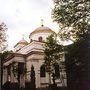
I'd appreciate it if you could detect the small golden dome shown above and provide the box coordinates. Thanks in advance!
[14,39,28,47]
[18,39,28,44]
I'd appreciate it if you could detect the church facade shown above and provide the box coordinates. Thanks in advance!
[3,25,66,89]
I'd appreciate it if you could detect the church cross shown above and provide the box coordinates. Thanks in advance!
[41,19,44,27]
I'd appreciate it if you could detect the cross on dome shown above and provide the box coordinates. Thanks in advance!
[41,19,44,27]
[22,34,25,40]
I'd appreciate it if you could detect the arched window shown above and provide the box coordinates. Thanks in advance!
[38,36,43,42]
[40,65,46,77]
[54,63,60,78]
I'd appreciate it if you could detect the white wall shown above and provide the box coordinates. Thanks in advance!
[17,41,44,54]
[29,32,53,41]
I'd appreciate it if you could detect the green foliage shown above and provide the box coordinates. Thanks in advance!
[0,51,10,87]
[0,51,9,60]
[52,1,90,89]
[52,0,90,40]
[0,22,8,52]
[12,65,18,76]
[65,33,90,90]
[31,65,35,81]
[30,65,36,90]
[44,34,63,74]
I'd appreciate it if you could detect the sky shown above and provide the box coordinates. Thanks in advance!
[0,0,59,50]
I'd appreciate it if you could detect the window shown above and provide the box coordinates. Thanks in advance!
[40,65,46,77]
[7,65,11,75]
[30,39,32,42]
[18,63,24,74]
[38,36,43,42]
[54,63,60,78]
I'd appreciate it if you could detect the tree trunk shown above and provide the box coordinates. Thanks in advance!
[49,73,51,84]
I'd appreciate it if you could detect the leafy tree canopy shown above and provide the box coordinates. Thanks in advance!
[52,1,90,89]
[0,51,10,62]
[52,0,90,41]
[44,34,63,74]
[0,22,8,52]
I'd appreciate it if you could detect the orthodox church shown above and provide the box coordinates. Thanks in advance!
[3,23,66,89]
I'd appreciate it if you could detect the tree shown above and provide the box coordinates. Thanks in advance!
[0,51,9,89]
[52,0,90,41]
[30,65,36,90]
[0,22,8,52]
[65,34,90,90]
[44,34,63,84]
[0,22,8,88]
[52,0,90,90]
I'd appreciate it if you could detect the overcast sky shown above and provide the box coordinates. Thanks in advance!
[0,0,59,50]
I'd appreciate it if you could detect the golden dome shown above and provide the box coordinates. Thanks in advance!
[18,39,28,44]
[29,26,56,38]
[14,39,28,47]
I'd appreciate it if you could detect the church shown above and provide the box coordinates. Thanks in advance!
[3,23,66,89]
